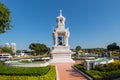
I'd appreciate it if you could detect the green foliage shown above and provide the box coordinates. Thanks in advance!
[29,43,50,55]
[74,64,94,78]
[74,64,84,71]
[0,2,12,33]
[75,45,81,52]
[83,48,104,54]
[95,60,120,72]
[0,46,13,54]
[74,61,120,79]
[16,50,28,53]
[86,69,120,79]
[1,47,13,53]
[107,42,120,51]
[90,49,100,54]
[111,51,120,56]
[42,66,56,80]
[0,66,56,80]
[0,63,50,76]
[72,57,95,60]
[16,50,22,53]
[86,70,104,78]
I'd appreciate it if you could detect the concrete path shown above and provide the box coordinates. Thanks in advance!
[51,61,87,80]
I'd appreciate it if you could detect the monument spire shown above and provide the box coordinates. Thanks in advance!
[56,9,65,28]
[60,9,62,16]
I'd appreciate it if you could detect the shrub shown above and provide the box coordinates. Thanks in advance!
[95,60,120,72]
[74,64,84,71]
[74,61,120,79]
[111,51,120,56]
[0,65,56,80]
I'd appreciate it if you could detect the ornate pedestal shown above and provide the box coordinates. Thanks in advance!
[50,46,75,63]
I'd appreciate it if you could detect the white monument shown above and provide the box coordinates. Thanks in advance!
[50,10,74,63]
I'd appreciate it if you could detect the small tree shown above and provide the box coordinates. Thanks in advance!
[75,45,81,52]
[0,3,12,33]
[107,42,120,51]
[0,46,13,55]
[29,43,50,55]
[75,45,82,57]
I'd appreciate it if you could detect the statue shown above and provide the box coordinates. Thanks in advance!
[58,37,62,45]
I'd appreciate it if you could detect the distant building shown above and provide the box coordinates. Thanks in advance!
[11,43,16,53]
[5,43,10,48]
[5,42,17,53]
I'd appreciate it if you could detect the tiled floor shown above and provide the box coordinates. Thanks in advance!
[51,61,87,80]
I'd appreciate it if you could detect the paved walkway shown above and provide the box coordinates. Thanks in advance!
[51,61,88,80]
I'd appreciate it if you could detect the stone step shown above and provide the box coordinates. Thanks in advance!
[52,53,71,58]
[49,58,75,63]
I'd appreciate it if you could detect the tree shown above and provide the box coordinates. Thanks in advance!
[29,43,50,55]
[107,42,120,51]
[0,46,2,53]
[2,47,13,54]
[75,45,81,52]
[16,50,22,53]
[0,46,13,55]
[0,2,12,33]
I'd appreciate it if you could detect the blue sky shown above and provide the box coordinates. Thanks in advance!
[0,0,120,50]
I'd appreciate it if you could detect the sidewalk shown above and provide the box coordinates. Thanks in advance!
[52,62,87,80]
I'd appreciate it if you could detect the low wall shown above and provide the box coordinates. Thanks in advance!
[4,61,49,67]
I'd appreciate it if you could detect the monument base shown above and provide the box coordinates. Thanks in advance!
[49,46,75,63]
[50,58,75,63]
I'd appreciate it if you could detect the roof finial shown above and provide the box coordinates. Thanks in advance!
[60,9,62,16]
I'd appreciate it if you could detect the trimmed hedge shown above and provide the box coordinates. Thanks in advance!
[95,60,120,72]
[72,57,95,60]
[0,66,56,80]
[0,63,50,76]
[74,60,120,79]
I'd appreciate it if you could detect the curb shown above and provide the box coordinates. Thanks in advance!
[72,66,93,80]
[55,66,59,80]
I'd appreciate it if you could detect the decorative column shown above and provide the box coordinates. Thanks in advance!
[55,33,58,46]
[53,31,58,46]
[64,31,70,46]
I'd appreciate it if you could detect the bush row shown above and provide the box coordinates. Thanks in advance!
[72,57,95,60]
[74,64,94,78]
[95,60,120,72]
[0,63,50,76]
[0,66,56,80]
[74,61,120,79]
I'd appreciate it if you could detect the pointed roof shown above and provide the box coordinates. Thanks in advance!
[57,9,65,20]
[60,9,62,16]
